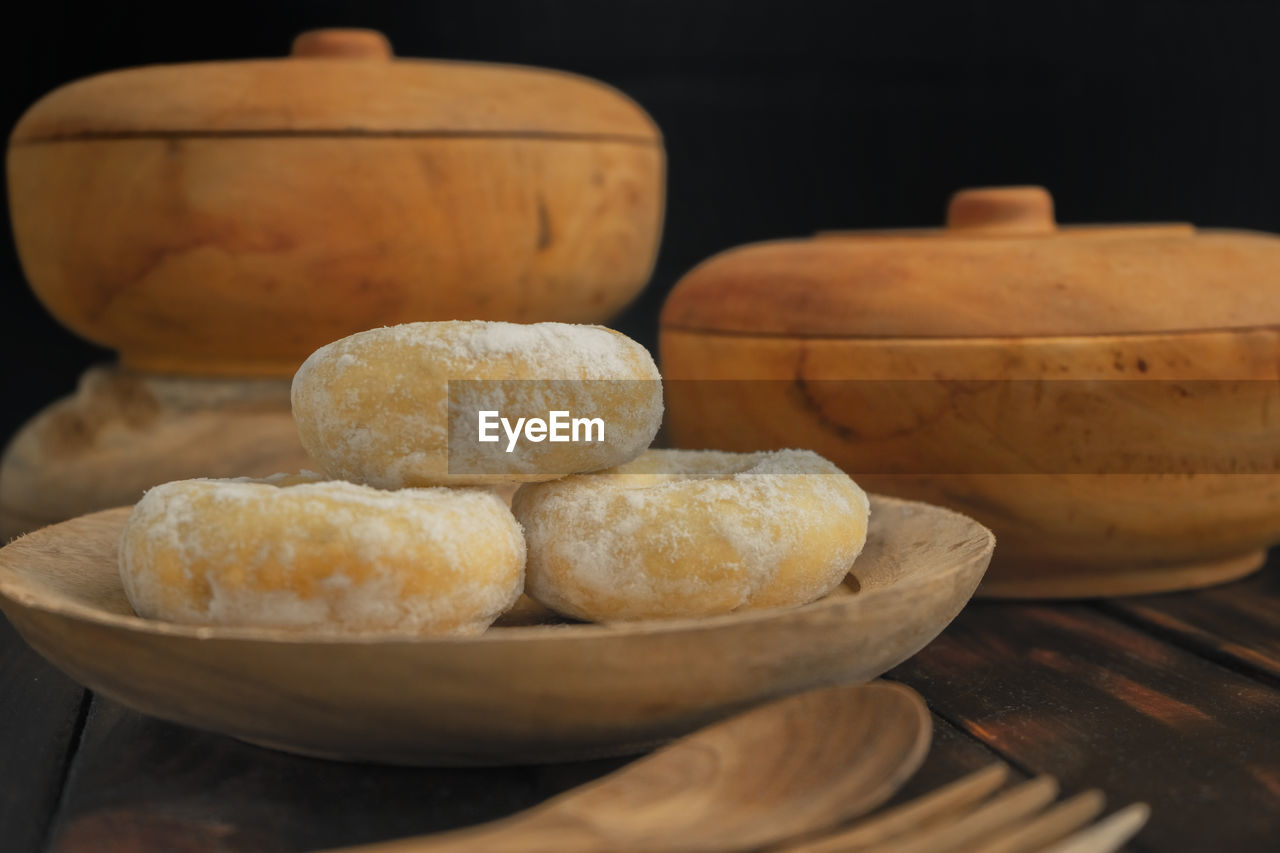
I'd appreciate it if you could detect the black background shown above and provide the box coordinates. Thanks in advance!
[4,0,1280,446]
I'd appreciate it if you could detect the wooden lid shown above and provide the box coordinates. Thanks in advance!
[662,186,1280,338]
[11,28,659,144]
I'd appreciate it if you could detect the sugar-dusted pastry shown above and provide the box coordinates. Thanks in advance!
[512,449,870,622]
[291,321,663,487]
[119,476,524,635]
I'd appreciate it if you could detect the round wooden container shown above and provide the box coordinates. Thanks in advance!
[8,28,663,376]
[2,29,664,537]
[660,186,1280,598]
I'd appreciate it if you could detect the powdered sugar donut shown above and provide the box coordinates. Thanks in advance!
[511,448,870,622]
[119,477,524,635]
[291,321,663,488]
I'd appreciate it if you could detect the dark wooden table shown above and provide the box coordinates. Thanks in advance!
[3,558,1279,853]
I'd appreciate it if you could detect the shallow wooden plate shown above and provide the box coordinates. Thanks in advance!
[0,495,992,766]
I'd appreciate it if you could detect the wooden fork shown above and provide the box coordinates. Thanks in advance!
[778,764,1149,853]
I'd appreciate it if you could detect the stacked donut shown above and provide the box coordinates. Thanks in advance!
[119,321,870,635]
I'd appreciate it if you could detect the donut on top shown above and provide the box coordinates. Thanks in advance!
[291,321,663,488]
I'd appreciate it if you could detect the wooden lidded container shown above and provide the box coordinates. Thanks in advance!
[661,186,1280,598]
[1,29,663,538]
[7,28,664,376]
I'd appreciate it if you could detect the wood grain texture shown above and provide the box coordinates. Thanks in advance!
[23,692,1004,852]
[781,765,1013,853]
[881,709,1028,805]
[9,134,663,375]
[660,328,1280,597]
[890,602,1280,852]
[2,617,1158,853]
[11,31,660,140]
[0,496,991,765]
[1101,554,1280,684]
[36,685,926,853]
[820,775,1065,853]
[45,694,620,853]
[0,367,312,540]
[660,186,1280,339]
[0,614,87,853]
[331,683,930,852]
[968,789,1110,853]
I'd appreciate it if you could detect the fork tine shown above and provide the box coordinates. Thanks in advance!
[1037,803,1151,853]
[966,790,1106,853]
[780,764,1010,852]
[859,776,1060,853]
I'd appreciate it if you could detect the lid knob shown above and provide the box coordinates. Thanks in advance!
[946,186,1056,235]
[290,28,393,60]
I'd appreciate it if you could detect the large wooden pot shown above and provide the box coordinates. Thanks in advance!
[7,28,664,376]
[660,186,1280,598]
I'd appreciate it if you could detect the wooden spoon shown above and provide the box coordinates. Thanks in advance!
[327,681,931,853]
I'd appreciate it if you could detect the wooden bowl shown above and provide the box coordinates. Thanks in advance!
[661,329,1280,598]
[661,186,1280,598]
[0,495,991,766]
[6,29,664,376]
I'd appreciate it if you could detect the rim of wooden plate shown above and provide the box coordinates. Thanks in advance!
[0,493,994,645]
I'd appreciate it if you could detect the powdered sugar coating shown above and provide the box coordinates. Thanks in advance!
[119,477,525,635]
[512,448,870,622]
[291,321,663,487]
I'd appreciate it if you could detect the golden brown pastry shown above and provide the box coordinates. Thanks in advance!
[291,321,662,487]
[119,476,524,635]
[512,449,870,622]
